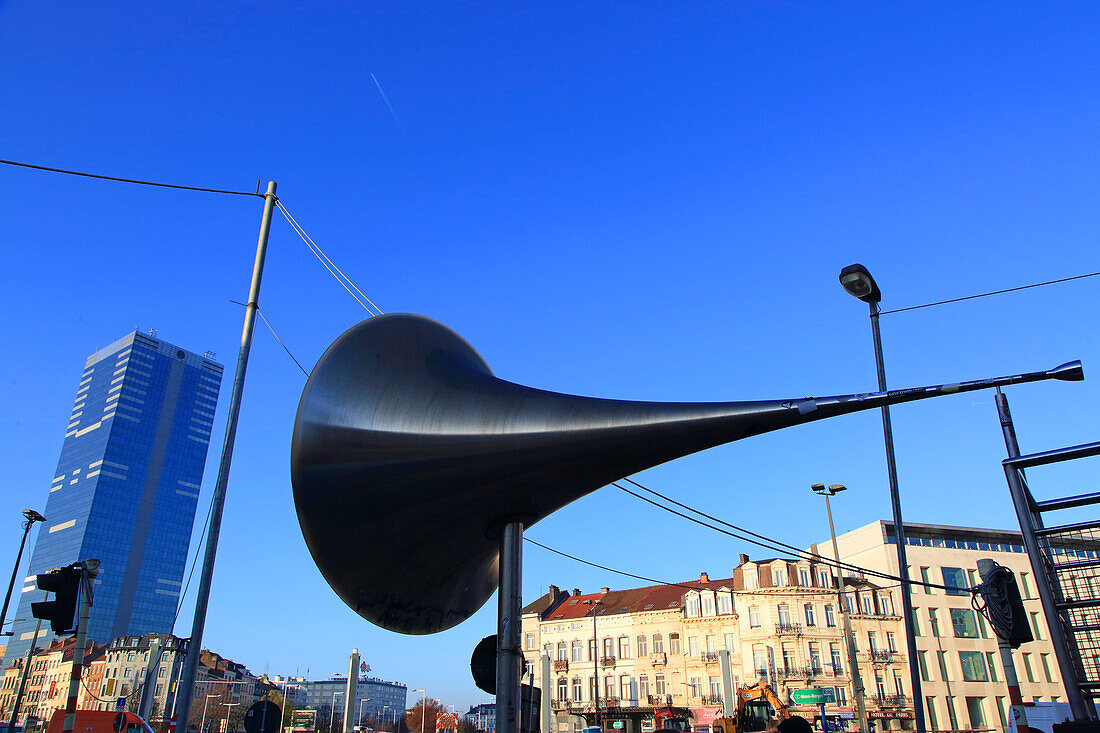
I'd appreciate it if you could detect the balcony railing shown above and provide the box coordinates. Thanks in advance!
[649,652,667,666]
[600,656,616,667]
[701,651,720,663]
[867,650,894,662]
[700,694,723,706]
[552,660,569,672]
[598,697,620,708]
[871,694,910,708]
[777,665,817,679]
[775,623,803,635]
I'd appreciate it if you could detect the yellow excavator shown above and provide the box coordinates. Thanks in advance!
[711,681,790,733]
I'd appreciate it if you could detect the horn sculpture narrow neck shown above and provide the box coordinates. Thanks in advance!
[291,314,1083,635]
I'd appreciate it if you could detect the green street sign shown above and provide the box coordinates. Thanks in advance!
[613,723,624,729]
[790,688,835,705]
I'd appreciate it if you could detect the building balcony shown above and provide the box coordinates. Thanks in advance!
[598,697,620,708]
[871,694,910,708]
[775,623,803,635]
[865,650,895,662]
[647,694,674,707]
[700,652,720,664]
[700,695,723,706]
[552,660,569,672]
[648,652,667,666]
[777,666,817,680]
[600,656,616,668]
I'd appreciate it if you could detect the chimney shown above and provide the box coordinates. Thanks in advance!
[573,589,582,596]
[738,553,749,566]
[549,584,559,598]
[700,572,709,583]
[600,587,610,594]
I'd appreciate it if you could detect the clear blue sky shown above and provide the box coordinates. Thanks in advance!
[2,0,1098,713]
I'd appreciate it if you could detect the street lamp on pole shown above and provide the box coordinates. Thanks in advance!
[812,484,869,733]
[581,599,603,731]
[839,263,926,733]
[332,692,345,733]
[358,698,371,730]
[1,509,45,635]
[200,694,219,733]
[411,690,425,733]
[222,702,240,733]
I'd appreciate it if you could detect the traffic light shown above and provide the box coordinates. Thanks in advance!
[31,564,82,634]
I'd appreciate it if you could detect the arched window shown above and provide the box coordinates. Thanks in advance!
[602,637,614,659]
[588,638,597,661]
[618,636,631,659]
[652,634,664,653]
[637,635,648,657]
[572,678,583,700]
[557,641,568,661]
[557,678,568,701]
[572,640,584,662]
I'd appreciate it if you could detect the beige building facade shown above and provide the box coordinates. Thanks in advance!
[523,556,910,733]
[822,520,1077,733]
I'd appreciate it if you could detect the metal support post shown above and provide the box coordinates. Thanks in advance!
[138,636,163,720]
[496,521,524,733]
[1,513,42,636]
[868,301,925,733]
[540,655,550,733]
[7,613,44,731]
[825,493,869,733]
[719,650,735,718]
[62,560,99,733]
[175,181,277,731]
[995,391,1094,721]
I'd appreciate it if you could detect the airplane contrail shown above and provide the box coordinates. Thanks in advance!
[371,72,405,132]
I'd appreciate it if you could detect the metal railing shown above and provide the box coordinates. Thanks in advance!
[871,694,910,708]
[701,694,723,706]
[552,660,569,672]
[701,651,720,663]
[775,623,803,635]
[867,650,894,662]
[647,694,673,706]
[600,656,616,667]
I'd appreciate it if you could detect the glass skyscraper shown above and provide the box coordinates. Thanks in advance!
[3,331,223,666]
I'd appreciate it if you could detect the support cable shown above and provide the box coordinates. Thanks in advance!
[274,200,384,316]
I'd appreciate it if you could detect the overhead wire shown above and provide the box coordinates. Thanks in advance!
[879,271,1099,315]
[614,477,967,593]
[0,158,263,198]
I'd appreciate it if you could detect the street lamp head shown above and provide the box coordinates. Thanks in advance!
[812,483,847,496]
[811,483,826,494]
[828,484,847,493]
[23,509,45,523]
[839,263,881,304]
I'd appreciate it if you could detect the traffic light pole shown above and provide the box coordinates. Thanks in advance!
[6,611,44,731]
[62,560,99,733]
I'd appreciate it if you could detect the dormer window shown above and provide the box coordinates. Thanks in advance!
[774,568,787,587]
[717,591,733,615]
[685,594,701,618]
[701,593,716,617]
[745,571,758,590]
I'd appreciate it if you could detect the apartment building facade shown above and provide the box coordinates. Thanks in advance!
[523,556,910,733]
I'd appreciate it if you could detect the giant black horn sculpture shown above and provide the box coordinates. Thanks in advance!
[291,313,1082,635]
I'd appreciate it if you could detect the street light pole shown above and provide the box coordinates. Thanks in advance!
[582,599,602,730]
[200,694,219,733]
[840,263,925,733]
[411,690,425,733]
[1,509,45,634]
[812,484,869,733]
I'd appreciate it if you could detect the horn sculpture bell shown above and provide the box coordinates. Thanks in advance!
[291,314,1082,634]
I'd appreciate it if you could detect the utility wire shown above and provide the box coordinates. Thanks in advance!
[880,271,1100,315]
[524,537,706,592]
[614,478,966,593]
[0,158,263,198]
[275,200,384,316]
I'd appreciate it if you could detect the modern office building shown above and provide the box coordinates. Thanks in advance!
[819,520,1084,733]
[281,675,408,728]
[2,330,223,666]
